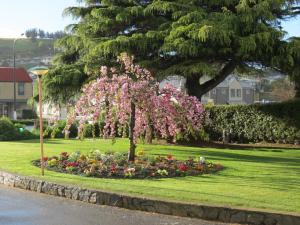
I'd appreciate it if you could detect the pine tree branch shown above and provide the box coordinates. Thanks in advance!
[198,60,237,96]
[186,60,237,99]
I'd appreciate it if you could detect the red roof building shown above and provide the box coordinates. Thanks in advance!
[0,67,33,119]
[0,67,33,83]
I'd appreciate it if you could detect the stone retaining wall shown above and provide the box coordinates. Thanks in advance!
[0,171,299,225]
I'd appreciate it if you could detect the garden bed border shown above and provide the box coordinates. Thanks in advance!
[0,170,299,225]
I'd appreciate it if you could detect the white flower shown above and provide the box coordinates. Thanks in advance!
[170,96,178,104]
[200,156,206,164]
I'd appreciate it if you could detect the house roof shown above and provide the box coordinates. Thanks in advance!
[217,74,254,89]
[0,67,32,83]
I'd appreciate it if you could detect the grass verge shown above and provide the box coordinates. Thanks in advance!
[0,138,299,213]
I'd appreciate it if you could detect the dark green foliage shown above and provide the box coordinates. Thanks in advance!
[46,0,300,101]
[205,100,300,143]
[83,123,100,138]
[22,109,37,119]
[42,64,88,104]
[44,121,78,139]
[15,127,39,140]
[11,119,35,126]
[0,117,38,141]
[0,118,18,141]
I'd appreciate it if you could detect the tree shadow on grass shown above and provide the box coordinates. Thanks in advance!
[150,147,300,167]
[14,139,64,144]
[176,141,300,151]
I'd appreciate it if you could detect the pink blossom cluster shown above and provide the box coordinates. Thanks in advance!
[66,54,205,142]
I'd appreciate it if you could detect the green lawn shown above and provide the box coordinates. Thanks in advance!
[0,139,299,213]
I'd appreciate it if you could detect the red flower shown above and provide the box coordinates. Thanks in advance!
[66,162,78,167]
[42,157,48,162]
[60,152,69,160]
[166,155,173,161]
[110,165,117,173]
[178,164,188,172]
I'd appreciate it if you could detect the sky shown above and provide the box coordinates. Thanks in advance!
[0,1,299,38]
[0,0,79,38]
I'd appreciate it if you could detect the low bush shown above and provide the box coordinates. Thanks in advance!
[11,119,35,126]
[83,123,100,138]
[22,109,37,119]
[0,117,38,141]
[205,100,300,143]
[0,117,19,141]
[44,120,78,139]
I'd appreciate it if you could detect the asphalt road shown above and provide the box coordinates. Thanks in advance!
[0,185,236,225]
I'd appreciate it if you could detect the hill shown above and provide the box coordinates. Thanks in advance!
[0,38,54,69]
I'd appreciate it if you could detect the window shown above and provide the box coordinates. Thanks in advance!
[221,89,226,95]
[211,89,216,94]
[236,89,241,97]
[246,89,250,95]
[18,83,25,96]
[230,89,235,97]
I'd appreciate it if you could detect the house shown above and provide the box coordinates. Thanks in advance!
[201,75,255,105]
[40,103,68,121]
[160,75,255,105]
[0,67,33,119]
[159,75,187,92]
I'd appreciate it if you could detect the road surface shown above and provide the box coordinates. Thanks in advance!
[0,185,236,225]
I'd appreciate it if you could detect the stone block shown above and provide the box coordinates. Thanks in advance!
[218,209,231,222]
[202,206,220,220]
[89,192,97,204]
[246,213,265,225]
[230,211,247,224]
[154,201,172,215]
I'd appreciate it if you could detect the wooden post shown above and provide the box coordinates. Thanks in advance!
[38,76,45,176]
[128,101,136,162]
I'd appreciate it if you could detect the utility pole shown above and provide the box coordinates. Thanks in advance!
[12,34,24,120]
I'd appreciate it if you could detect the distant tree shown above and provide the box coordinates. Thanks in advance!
[26,28,66,40]
[48,33,55,39]
[53,31,66,39]
[270,78,296,101]
[45,32,51,38]
[38,29,46,39]
[25,28,38,40]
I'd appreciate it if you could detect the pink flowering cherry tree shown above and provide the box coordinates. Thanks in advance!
[66,54,205,161]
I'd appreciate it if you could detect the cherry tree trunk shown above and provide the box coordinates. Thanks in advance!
[128,101,136,162]
[145,114,153,144]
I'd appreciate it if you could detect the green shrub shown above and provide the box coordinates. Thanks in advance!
[16,129,39,140]
[204,100,300,144]
[44,120,78,139]
[43,125,53,138]
[0,117,18,141]
[22,109,37,119]
[11,119,35,126]
[83,123,100,138]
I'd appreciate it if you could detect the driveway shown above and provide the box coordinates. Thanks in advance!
[0,185,237,225]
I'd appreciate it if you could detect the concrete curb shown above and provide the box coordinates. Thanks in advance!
[0,171,299,225]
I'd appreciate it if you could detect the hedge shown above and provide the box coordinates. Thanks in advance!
[0,117,38,141]
[204,100,300,144]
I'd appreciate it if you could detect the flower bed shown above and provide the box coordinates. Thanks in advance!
[32,150,223,179]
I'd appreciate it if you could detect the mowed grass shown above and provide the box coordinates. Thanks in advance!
[0,139,299,213]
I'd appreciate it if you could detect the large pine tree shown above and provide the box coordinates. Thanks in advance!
[48,0,300,102]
